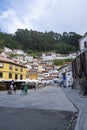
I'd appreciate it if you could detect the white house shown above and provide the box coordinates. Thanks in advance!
[25,64,32,69]
[42,52,75,60]
[67,53,77,59]
[12,56,24,63]
[13,49,24,55]
[58,63,73,87]
[79,33,87,52]
[24,55,33,62]
[4,47,12,53]
[42,52,56,60]
[38,73,45,81]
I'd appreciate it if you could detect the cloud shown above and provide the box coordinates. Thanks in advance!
[0,9,28,33]
[0,0,87,34]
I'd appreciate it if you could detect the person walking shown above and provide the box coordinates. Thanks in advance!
[10,84,14,94]
[20,83,24,95]
[24,84,28,94]
[13,84,17,94]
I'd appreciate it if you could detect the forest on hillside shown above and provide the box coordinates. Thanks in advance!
[0,29,82,54]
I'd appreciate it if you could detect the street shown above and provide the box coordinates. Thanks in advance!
[0,86,77,130]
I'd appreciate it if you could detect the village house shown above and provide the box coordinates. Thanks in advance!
[24,55,33,62]
[58,63,73,87]
[79,33,87,52]
[42,52,56,60]
[4,47,12,54]
[0,56,26,90]
[72,33,87,96]
[27,69,38,80]
[12,55,34,63]
[42,52,76,61]
[13,49,24,55]
[12,56,24,63]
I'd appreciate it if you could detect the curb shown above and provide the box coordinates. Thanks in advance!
[62,88,81,130]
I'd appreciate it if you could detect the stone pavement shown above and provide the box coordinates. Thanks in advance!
[0,86,77,111]
[1,86,87,130]
[62,87,87,130]
[0,107,74,130]
[0,86,78,130]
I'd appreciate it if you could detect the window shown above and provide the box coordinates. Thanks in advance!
[15,74,18,79]
[20,67,23,72]
[0,63,4,68]
[9,64,13,70]
[15,66,18,71]
[65,69,67,72]
[84,41,87,48]
[9,73,12,78]
[20,75,22,80]
[0,72,3,78]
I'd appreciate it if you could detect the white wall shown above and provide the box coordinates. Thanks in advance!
[79,36,87,51]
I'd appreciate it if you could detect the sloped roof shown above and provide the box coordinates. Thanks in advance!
[42,76,57,80]
[79,33,87,42]
[0,57,26,68]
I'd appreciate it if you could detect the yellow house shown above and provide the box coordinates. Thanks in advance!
[0,57,26,81]
[27,69,39,80]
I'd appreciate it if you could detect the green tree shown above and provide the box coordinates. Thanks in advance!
[56,42,77,54]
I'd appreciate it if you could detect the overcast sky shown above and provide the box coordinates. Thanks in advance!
[0,0,87,35]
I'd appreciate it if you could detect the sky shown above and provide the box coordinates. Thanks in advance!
[0,0,87,35]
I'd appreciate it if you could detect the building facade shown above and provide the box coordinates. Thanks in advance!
[0,57,26,81]
[79,33,87,52]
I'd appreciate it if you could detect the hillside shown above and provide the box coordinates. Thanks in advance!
[0,29,82,54]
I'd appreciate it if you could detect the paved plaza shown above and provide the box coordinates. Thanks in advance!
[0,86,77,130]
[0,86,77,111]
